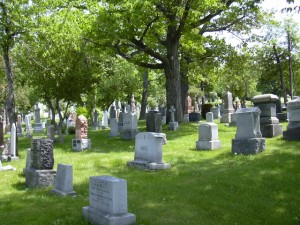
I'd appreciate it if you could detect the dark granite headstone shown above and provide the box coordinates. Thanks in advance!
[189,112,201,122]
[31,138,54,170]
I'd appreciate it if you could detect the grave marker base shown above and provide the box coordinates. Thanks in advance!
[82,206,136,225]
[127,159,171,170]
[24,167,56,188]
[261,124,283,137]
[168,122,179,131]
[51,188,76,196]
[196,140,221,150]
[72,139,91,151]
[232,138,265,155]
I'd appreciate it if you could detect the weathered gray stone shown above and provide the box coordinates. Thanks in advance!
[283,97,300,140]
[72,139,91,151]
[82,176,136,225]
[196,122,221,150]
[127,132,170,170]
[220,91,235,123]
[51,164,76,196]
[109,118,119,137]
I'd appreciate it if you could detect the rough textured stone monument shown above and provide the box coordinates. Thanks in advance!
[146,110,162,133]
[72,115,91,151]
[24,138,56,188]
[232,107,265,155]
[51,164,76,196]
[121,105,139,140]
[196,112,221,150]
[252,94,282,137]
[82,175,136,225]
[127,132,170,170]
[168,106,179,131]
[283,97,300,140]
[220,90,235,123]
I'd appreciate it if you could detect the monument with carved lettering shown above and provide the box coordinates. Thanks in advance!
[232,107,265,155]
[24,138,56,188]
[82,175,136,225]
[72,115,91,151]
[127,132,170,170]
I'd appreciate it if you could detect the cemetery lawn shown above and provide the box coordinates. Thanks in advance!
[0,120,299,225]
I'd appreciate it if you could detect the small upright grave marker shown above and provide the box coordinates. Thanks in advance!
[51,164,76,196]
[220,90,235,123]
[127,132,170,170]
[82,175,136,225]
[168,106,179,131]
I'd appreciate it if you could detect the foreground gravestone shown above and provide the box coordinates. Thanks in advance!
[72,115,91,151]
[252,94,282,137]
[283,97,300,140]
[127,132,170,170]
[24,138,56,188]
[51,164,76,196]
[121,106,139,140]
[232,108,265,155]
[220,90,235,123]
[168,106,179,131]
[196,112,221,150]
[82,176,136,225]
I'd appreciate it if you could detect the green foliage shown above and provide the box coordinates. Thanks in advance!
[67,126,75,135]
[76,106,88,119]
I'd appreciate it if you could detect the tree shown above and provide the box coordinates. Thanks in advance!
[88,0,264,122]
[0,1,32,126]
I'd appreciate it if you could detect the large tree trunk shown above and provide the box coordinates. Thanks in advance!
[139,70,148,120]
[3,47,15,127]
[165,40,182,123]
[273,45,288,105]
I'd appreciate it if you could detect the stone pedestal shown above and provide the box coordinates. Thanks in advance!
[196,122,221,150]
[72,139,91,151]
[232,108,265,155]
[24,167,56,188]
[283,97,300,140]
[252,94,282,137]
[82,176,136,225]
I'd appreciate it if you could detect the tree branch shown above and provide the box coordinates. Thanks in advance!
[140,15,159,42]
[175,0,191,39]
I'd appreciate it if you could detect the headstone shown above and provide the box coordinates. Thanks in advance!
[82,175,136,225]
[25,115,32,138]
[206,112,214,123]
[168,106,179,131]
[51,164,76,196]
[92,110,100,130]
[232,107,265,155]
[146,110,162,133]
[47,125,55,141]
[210,107,221,119]
[276,99,288,122]
[252,94,283,137]
[109,118,119,137]
[196,113,221,150]
[24,138,56,188]
[72,115,91,151]
[229,113,237,127]
[16,115,23,137]
[33,104,44,132]
[121,106,139,140]
[102,110,109,129]
[71,111,77,126]
[23,148,31,174]
[10,123,19,160]
[283,97,300,140]
[109,105,117,119]
[0,120,3,147]
[220,91,235,123]
[127,132,170,170]
[159,106,166,125]
[131,95,136,113]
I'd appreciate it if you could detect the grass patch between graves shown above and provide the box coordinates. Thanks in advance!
[0,120,299,225]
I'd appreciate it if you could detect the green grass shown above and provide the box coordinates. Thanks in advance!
[0,120,299,225]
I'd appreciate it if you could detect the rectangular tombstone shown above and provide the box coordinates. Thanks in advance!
[82,176,136,225]
[196,123,221,150]
[206,112,214,123]
[109,118,119,137]
[51,164,76,196]
[127,132,170,170]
